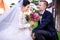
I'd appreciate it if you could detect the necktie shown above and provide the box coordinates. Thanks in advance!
[39,14,43,23]
[39,14,43,16]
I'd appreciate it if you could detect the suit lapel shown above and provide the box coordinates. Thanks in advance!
[39,10,47,24]
[42,10,47,19]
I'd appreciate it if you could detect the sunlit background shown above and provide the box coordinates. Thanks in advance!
[0,0,52,14]
[4,0,52,8]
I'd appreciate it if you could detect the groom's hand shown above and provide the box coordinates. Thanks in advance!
[31,33,35,40]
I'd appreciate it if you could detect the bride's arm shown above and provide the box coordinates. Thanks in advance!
[19,12,34,28]
[23,21,34,28]
[23,23,30,28]
[19,13,30,28]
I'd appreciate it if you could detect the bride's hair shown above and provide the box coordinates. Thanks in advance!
[23,0,30,6]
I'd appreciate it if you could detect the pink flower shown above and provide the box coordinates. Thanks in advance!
[33,13,39,19]
[29,12,40,21]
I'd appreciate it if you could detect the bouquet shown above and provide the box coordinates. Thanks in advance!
[25,7,40,29]
[29,12,40,22]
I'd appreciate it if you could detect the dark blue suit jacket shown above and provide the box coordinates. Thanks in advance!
[33,10,58,40]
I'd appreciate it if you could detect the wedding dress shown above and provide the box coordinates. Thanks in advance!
[0,0,32,40]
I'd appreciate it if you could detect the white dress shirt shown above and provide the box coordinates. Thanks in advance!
[40,10,45,23]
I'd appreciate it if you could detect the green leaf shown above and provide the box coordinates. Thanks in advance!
[30,21,38,29]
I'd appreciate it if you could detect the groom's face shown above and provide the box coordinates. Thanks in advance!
[37,2,46,11]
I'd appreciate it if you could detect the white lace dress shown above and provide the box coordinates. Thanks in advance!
[0,6,32,40]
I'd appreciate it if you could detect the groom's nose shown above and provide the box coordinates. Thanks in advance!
[37,5,40,9]
[37,5,39,8]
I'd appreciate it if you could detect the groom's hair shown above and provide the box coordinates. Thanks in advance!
[23,0,30,6]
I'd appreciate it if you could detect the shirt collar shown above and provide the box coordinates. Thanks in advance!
[40,10,45,14]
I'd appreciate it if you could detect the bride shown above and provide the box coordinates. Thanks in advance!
[0,0,33,40]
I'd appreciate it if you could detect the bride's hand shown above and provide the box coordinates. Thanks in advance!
[31,33,35,40]
[30,21,34,25]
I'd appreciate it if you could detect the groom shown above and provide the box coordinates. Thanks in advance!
[32,1,58,40]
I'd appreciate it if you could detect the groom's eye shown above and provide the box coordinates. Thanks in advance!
[38,5,41,6]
